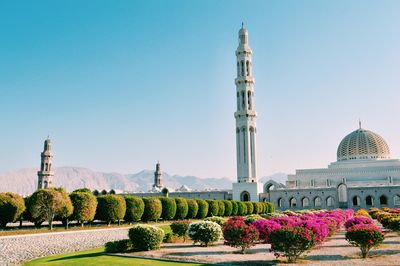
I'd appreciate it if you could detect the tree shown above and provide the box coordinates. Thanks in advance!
[70,192,97,226]
[142,197,162,222]
[0,192,25,228]
[28,189,66,230]
[96,194,126,225]
[124,196,145,222]
[101,189,108,195]
[73,188,91,193]
[196,199,208,219]
[175,198,189,220]
[54,188,74,227]
[159,197,177,220]
[109,189,116,195]
[93,190,99,196]
[186,199,199,219]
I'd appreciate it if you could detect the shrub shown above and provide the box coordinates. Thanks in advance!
[28,189,67,230]
[95,194,126,225]
[265,202,275,213]
[217,201,225,216]
[142,197,162,222]
[186,199,199,219]
[170,220,190,241]
[344,216,374,230]
[124,196,145,222]
[175,198,189,220]
[270,226,315,263]
[237,202,247,216]
[252,202,259,214]
[196,199,208,219]
[244,214,264,224]
[105,239,132,253]
[206,200,219,217]
[223,201,233,216]
[245,202,254,215]
[0,192,25,228]
[163,232,179,243]
[128,224,164,251]
[355,209,371,218]
[231,201,239,216]
[159,197,177,220]
[70,192,97,226]
[188,221,222,247]
[345,224,384,258]
[73,188,92,193]
[252,219,281,243]
[204,216,225,226]
[223,217,259,253]
[53,188,74,224]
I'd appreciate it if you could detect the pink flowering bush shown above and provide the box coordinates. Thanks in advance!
[222,217,259,253]
[270,226,315,263]
[344,216,374,230]
[251,219,281,243]
[345,223,384,258]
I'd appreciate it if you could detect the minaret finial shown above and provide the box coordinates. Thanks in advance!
[359,119,361,129]
[241,22,244,28]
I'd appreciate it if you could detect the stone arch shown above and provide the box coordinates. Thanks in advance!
[301,197,310,208]
[326,196,335,208]
[394,195,400,207]
[314,196,322,208]
[241,191,250,202]
[379,195,388,206]
[352,196,361,207]
[289,197,297,208]
[337,183,347,203]
[263,180,281,193]
[366,195,374,207]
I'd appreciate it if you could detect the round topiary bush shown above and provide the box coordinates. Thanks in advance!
[0,192,25,228]
[204,216,225,226]
[170,220,191,241]
[223,216,259,253]
[206,200,219,217]
[159,197,177,220]
[217,201,225,216]
[252,219,281,243]
[95,194,126,225]
[252,202,259,214]
[244,214,264,224]
[196,199,208,219]
[124,196,145,222]
[70,191,97,226]
[223,201,233,217]
[231,201,239,216]
[142,197,162,222]
[105,239,132,253]
[345,223,385,258]
[128,224,164,251]
[188,221,222,247]
[186,199,199,219]
[245,202,254,215]
[175,198,189,220]
[265,202,275,213]
[237,202,247,216]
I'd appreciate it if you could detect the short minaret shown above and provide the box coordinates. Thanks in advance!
[37,137,54,189]
[153,162,162,190]
[232,25,261,202]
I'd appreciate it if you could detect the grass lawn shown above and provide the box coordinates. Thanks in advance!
[24,247,208,266]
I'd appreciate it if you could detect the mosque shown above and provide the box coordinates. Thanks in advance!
[36,26,400,210]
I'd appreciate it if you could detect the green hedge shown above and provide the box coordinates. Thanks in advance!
[206,200,219,217]
[96,194,126,224]
[186,199,199,219]
[231,201,239,216]
[124,196,145,222]
[196,199,208,219]
[142,197,162,221]
[159,197,177,220]
[223,200,233,216]
[237,202,247,215]
[245,202,254,215]
[217,201,225,216]
[174,198,189,220]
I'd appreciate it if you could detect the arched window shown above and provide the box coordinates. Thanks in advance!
[380,195,388,206]
[265,184,275,193]
[236,128,240,163]
[366,195,374,206]
[352,196,361,206]
[237,92,240,110]
[289,197,297,208]
[49,164,51,171]
[241,91,245,109]
[41,163,44,171]
[394,195,400,207]
[314,197,322,208]
[246,60,250,76]
[247,91,252,110]
[326,197,334,208]
[44,180,48,188]
[302,197,309,208]
[241,60,244,76]
[277,198,283,208]
[250,127,254,164]
[242,128,246,163]
[337,183,347,203]
[241,191,250,202]
[45,163,49,171]
[237,62,240,77]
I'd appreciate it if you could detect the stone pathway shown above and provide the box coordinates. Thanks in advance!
[0,227,129,266]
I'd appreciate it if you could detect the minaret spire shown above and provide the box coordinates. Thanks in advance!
[232,26,260,202]
[153,161,162,191]
[37,138,54,189]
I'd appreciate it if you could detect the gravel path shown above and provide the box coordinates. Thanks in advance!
[0,227,129,266]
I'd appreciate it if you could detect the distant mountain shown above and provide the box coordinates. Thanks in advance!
[0,167,234,195]
[260,172,287,184]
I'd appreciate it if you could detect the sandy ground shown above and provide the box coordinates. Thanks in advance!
[124,229,400,265]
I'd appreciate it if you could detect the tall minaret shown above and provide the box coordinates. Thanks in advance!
[232,25,261,202]
[37,138,54,190]
[153,162,162,190]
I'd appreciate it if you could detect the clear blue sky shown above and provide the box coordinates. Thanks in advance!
[1,1,400,179]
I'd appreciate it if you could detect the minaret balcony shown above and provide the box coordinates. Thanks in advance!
[235,77,255,84]
[234,111,257,119]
